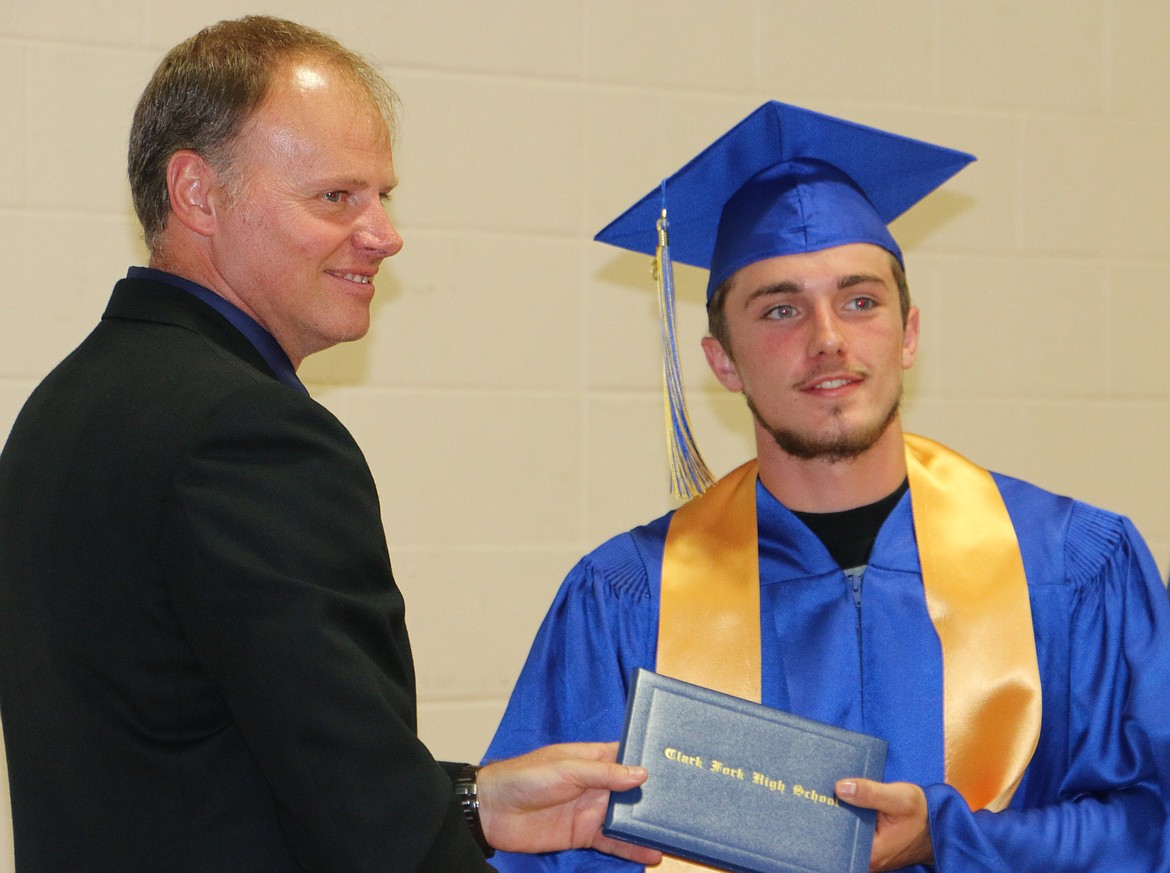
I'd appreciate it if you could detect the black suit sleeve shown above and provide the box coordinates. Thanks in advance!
[159,382,490,873]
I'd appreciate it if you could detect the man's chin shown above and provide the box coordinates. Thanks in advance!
[774,433,876,463]
[750,404,900,463]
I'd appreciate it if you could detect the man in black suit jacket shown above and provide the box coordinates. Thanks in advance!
[0,16,657,873]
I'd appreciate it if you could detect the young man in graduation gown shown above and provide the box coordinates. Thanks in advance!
[483,103,1170,872]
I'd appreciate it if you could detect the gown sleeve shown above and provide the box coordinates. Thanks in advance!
[482,528,663,873]
[926,508,1170,873]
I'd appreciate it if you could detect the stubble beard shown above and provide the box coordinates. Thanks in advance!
[745,387,903,463]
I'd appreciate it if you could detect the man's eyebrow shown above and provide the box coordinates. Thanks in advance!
[743,281,803,306]
[739,272,888,308]
[319,176,363,189]
[839,273,886,289]
[317,175,398,192]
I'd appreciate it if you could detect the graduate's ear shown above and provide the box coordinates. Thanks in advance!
[902,305,920,371]
[702,335,744,393]
[165,150,220,238]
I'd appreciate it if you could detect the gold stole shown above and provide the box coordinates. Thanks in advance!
[655,435,1041,872]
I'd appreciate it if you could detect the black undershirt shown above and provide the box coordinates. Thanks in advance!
[791,479,909,571]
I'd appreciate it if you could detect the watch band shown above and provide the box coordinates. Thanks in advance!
[454,763,494,858]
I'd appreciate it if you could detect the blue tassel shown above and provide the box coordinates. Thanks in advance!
[655,206,714,499]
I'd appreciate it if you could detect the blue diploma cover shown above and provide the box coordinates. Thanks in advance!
[605,669,888,873]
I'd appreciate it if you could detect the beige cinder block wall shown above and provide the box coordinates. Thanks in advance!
[3,1,1170,868]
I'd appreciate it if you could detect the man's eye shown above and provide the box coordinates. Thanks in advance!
[848,297,876,311]
[765,305,796,319]
[324,191,345,203]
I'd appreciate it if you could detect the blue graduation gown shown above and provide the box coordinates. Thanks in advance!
[485,472,1170,872]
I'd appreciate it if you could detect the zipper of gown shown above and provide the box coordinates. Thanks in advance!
[845,566,865,716]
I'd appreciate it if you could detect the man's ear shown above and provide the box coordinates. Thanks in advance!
[165,150,219,237]
[902,305,920,371]
[701,335,744,393]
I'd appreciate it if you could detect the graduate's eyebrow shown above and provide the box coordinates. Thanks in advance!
[838,272,887,289]
[742,281,803,307]
[741,271,886,307]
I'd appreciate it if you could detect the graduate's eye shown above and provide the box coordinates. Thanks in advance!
[846,297,877,312]
[764,304,797,320]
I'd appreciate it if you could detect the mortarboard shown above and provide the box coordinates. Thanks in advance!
[595,101,974,498]
[596,100,975,300]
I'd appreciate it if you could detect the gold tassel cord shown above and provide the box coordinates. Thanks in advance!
[654,209,715,500]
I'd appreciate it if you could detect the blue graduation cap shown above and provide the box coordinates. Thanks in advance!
[596,100,975,300]
[596,101,974,499]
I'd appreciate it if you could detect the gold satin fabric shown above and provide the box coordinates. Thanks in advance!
[903,433,1041,812]
[656,460,760,872]
[655,435,1040,870]
[657,459,762,704]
